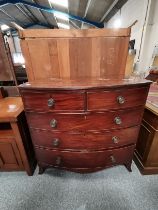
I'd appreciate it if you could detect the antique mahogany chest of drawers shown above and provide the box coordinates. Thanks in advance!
[19,79,151,174]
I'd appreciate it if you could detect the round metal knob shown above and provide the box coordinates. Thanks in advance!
[114,117,122,125]
[48,98,55,107]
[50,119,57,128]
[55,156,61,165]
[110,155,116,163]
[112,136,119,144]
[53,138,60,147]
[117,96,125,104]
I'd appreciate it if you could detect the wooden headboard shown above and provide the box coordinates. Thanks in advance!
[19,28,130,82]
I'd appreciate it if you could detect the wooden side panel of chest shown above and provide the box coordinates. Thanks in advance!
[0,113,36,175]
[19,81,150,174]
[0,137,23,170]
[134,109,158,174]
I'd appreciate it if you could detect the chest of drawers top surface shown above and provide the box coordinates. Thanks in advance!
[19,78,151,90]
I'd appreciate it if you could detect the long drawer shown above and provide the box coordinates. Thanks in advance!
[21,90,85,112]
[35,145,135,168]
[31,126,140,150]
[27,107,144,131]
[87,87,148,110]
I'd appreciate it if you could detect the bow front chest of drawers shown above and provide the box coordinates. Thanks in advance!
[19,79,151,174]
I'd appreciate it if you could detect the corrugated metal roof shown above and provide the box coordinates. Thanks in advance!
[0,0,128,30]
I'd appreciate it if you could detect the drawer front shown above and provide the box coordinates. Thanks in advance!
[31,126,140,150]
[35,145,135,168]
[21,91,85,111]
[27,108,144,131]
[87,87,148,110]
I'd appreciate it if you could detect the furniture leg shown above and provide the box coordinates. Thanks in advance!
[124,162,132,172]
[39,166,46,175]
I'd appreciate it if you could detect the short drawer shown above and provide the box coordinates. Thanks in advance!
[27,107,144,131]
[35,145,135,168]
[87,87,148,110]
[21,90,85,111]
[31,126,140,150]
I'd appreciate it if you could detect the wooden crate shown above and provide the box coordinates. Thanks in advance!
[19,28,130,81]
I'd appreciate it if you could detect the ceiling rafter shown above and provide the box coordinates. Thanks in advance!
[69,20,80,29]
[10,22,52,33]
[20,4,39,23]
[0,0,104,28]
[0,7,24,27]
[43,0,58,28]
[81,0,93,29]
[33,0,54,28]
[15,4,35,23]
[99,0,119,23]
[24,22,53,28]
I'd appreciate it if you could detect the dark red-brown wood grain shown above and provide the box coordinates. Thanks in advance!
[30,126,140,150]
[87,87,148,110]
[35,145,135,168]
[22,90,85,112]
[27,108,144,131]
[19,79,151,173]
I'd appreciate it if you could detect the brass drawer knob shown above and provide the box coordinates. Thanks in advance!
[110,155,116,163]
[117,96,125,104]
[53,138,60,147]
[112,136,119,144]
[50,119,57,128]
[114,117,122,125]
[55,156,61,165]
[48,98,55,107]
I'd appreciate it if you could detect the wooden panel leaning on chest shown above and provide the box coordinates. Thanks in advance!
[19,28,130,81]
[19,79,151,174]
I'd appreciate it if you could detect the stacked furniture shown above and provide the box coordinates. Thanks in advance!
[19,28,151,174]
